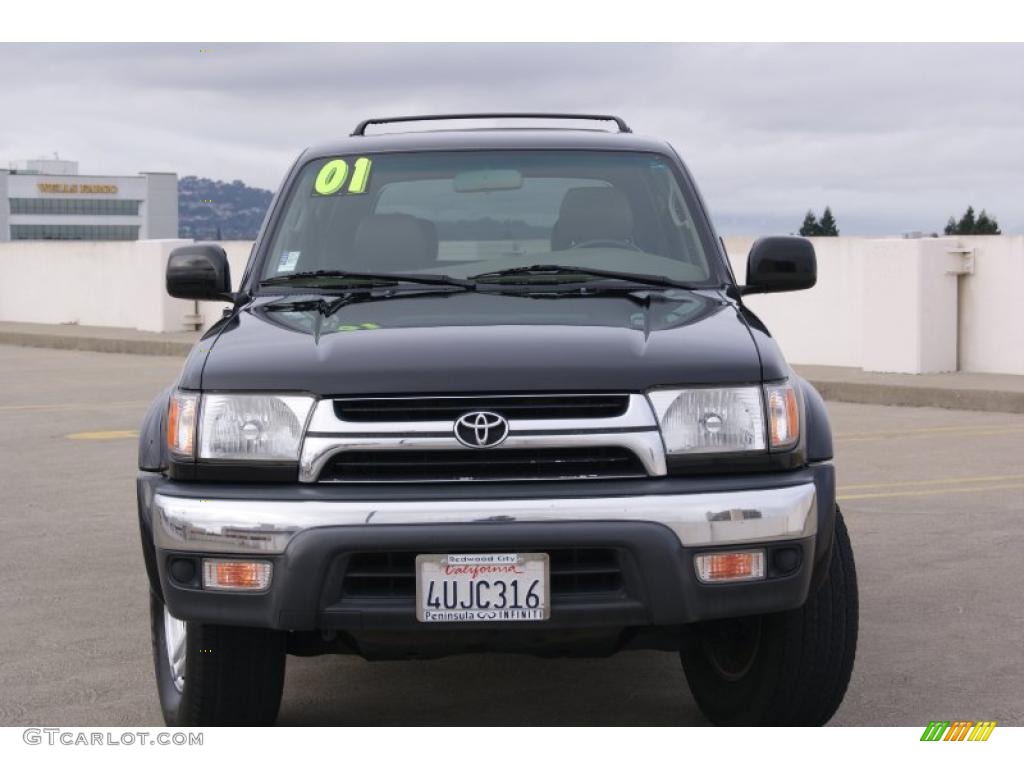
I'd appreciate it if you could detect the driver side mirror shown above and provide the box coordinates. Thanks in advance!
[742,236,816,295]
[166,243,234,302]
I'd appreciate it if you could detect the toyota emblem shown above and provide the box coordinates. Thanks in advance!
[454,411,509,448]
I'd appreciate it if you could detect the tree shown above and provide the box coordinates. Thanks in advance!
[974,209,1001,235]
[818,206,839,236]
[957,206,976,235]
[799,208,839,236]
[799,210,821,236]
[943,206,1001,235]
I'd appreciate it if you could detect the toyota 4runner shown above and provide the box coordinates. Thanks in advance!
[137,113,858,726]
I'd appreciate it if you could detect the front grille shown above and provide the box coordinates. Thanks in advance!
[341,548,624,600]
[333,394,629,422]
[318,446,646,482]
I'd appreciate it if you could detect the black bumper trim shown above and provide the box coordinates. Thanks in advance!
[158,521,815,633]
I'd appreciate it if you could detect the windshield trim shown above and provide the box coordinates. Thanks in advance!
[246,148,731,297]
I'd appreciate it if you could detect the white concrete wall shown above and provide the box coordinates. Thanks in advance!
[956,235,1024,375]
[0,239,253,333]
[0,236,1020,375]
[726,235,1019,375]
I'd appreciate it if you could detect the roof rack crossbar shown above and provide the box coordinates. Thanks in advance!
[351,113,632,136]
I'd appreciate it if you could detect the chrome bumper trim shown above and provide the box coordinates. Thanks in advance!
[153,483,817,555]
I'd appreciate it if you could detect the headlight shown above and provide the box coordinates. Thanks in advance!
[168,391,315,461]
[648,387,765,454]
[198,394,315,461]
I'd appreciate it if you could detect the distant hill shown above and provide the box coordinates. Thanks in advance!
[178,176,273,240]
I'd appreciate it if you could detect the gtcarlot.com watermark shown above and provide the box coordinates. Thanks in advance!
[23,729,203,747]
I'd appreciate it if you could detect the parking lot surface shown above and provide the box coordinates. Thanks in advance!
[1,344,1021,726]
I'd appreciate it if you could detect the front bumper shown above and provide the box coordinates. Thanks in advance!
[138,465,835,645]
[153,483,817,554]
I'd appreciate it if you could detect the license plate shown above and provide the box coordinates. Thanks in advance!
[415,553,550,623]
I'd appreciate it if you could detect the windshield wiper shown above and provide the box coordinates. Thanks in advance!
[469,264,701,290]
[263,285,468,318]
[260,269,475,290]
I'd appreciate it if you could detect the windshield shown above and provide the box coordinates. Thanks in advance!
[260,150,720,287]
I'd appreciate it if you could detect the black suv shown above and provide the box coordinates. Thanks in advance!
[137,113,857,726]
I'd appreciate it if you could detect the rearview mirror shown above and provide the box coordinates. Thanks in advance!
[166,243,234,301]
[742,236,816,294]
[453,169,523,193]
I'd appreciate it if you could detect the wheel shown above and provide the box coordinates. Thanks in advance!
[681,506,858,726]
[150,591,287,726]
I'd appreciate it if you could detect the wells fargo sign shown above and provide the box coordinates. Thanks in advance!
[36,183,118,194]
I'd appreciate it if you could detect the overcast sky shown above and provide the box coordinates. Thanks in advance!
[1,43,1021,235]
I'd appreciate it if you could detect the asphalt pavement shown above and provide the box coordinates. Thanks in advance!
[1,344,1021,726]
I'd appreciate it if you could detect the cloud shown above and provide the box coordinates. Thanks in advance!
[1,43,1021,234]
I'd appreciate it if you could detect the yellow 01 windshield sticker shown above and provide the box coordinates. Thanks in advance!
[313,157,373,196]
[314,159,348,195]
[348,157,373,194]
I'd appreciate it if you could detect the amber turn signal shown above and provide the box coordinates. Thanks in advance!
[766,383,800,449]
[167,390,199,458]
[202,559,273,591]
[694,550,766,583]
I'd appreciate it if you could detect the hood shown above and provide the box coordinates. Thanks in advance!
[192,290,772,395]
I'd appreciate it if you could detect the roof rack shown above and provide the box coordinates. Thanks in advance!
[351,113,632,137]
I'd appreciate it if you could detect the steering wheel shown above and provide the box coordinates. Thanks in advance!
[567,238,643,252]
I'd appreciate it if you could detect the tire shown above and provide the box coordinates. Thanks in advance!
[681,506,858,726]
[150,591,287,726]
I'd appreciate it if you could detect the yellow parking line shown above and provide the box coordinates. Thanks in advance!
[839,473,1024,491]
[838,424,1007,437]
[0,400,149,413]
[838,483,1024,501]
[66,430,139,441]
[836,425,1024,441]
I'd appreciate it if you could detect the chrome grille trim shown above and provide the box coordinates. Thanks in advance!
[306,393,654,435]
[316,447,648,483]
[299,393,666,483]
[331,393,630,422]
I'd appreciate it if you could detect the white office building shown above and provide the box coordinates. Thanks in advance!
[0,159,178,241]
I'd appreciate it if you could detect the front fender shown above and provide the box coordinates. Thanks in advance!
[795,375,838,590]
[796,375,833,462]
[139,387,172,472]
[138,390,172,599]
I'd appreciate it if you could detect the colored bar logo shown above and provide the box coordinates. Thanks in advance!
[920,721,997,741]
